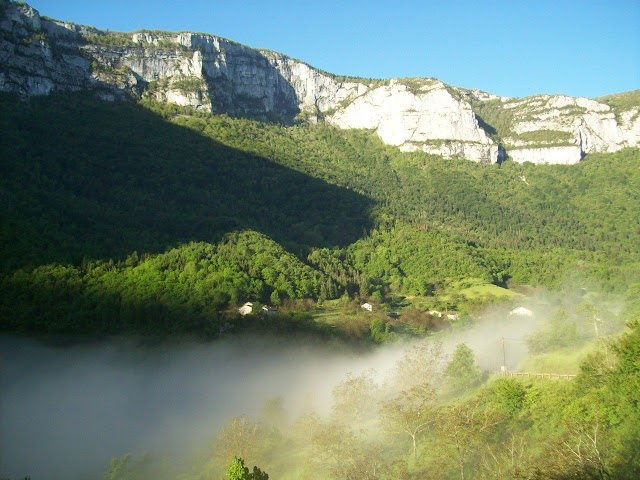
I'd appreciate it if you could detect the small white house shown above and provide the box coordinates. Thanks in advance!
[429,310,443,318]
[238,302,253,316]
[361,302,375,312]
[510,307,534,317]
[446,313,460,321]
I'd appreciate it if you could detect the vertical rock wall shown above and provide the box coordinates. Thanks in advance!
[1,1,638,164]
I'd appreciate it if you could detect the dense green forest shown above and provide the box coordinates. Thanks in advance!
[1,92,639,336]
[2,84,640,480]
[2,4,639,478]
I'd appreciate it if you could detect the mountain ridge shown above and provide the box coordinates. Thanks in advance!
[1,0,639,164]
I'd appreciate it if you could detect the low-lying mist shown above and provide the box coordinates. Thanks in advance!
[1,334,404,479]
[0,297,596,479]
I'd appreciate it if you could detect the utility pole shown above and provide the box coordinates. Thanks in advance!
[501,337,506,372]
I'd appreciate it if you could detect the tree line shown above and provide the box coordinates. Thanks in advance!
[1,92,639,336]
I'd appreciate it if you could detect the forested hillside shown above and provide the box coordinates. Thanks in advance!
[1,92,639,335]
[3,4,639,480]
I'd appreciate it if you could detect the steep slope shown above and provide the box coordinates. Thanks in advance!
[1,90,639,336]
[330,79,500,163]
[1,0,638,165]
[0,93,374,272]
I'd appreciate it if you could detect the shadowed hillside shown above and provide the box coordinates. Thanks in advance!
[0,93,374,271]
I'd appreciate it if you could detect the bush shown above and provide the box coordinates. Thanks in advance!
[525,307,579,354]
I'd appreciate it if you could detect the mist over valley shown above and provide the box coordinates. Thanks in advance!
[2,293,633,479]
[1,1,640,478]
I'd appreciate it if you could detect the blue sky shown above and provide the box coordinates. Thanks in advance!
[27,0,639,99]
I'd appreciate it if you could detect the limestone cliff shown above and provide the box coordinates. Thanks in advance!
[470,92,640,164]
[330,79,499,163]
[1,1,638,164]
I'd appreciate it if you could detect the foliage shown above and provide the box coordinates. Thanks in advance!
[369,318,397,343]
[525,307,580,354]
[397,77,438,95]
[226,457,269,480]
[603,321,640,474]
[380,342,446,460]
[622,283,640,323]
[292,414,386,479]
[485,378,528,416]
[598,89,640,121]
[506,129,574,146]
[0,234,348,336]
[84,32,137,47]
[433,396,503,479]
[470,98,515,141]
[3,9,640,476]
[331,370,379,424]
[103,453,160,480]
[444,343,482,391]
[214,416,273,468]
[380,383,438,460]
[77,319,640,480]
[1,91,639,337]
[391,342,446,390]
[170,75,206,94]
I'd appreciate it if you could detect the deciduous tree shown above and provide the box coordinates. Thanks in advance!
[380,383,437,460]
[214,416,270,467]
[331,369,380,424]
[434,396,502,480]
[444,343,481,391]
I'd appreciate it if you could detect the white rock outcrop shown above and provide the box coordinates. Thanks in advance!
[1,1,638,165]
[498,94,640,163]
[330,80,499,163]
[508,146,583,165]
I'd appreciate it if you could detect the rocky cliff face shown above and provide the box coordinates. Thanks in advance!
[2,1,638,164]
[471,93,640,164]
[330,79,500,163]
